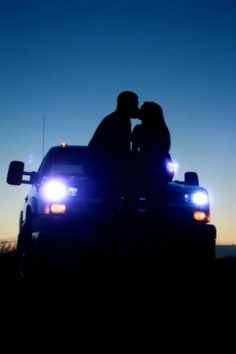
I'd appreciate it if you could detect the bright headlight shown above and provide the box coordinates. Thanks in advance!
[41,180,67,202]
[192,191,208,206]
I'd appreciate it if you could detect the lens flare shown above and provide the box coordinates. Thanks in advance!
[166,159,179,177]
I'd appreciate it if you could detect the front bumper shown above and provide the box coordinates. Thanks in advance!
[30,214,216,261]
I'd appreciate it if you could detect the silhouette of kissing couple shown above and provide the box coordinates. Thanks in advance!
[87,91,172,212]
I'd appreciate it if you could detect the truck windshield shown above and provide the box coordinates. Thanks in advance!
[37,147,88,178]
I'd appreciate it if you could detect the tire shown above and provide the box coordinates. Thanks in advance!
[17,223,34,279]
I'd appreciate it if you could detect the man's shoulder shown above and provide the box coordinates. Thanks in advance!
[104,111,118,120]
[98,111,118,125]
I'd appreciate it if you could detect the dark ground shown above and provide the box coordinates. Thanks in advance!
[1,251,236,353]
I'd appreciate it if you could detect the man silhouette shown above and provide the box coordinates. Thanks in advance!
[87,91,139,210]
[88,91,139,154]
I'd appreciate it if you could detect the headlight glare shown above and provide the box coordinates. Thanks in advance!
[192,191,208,206]
[41,180,67,202]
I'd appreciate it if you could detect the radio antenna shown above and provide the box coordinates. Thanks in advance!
[42,116,45,158]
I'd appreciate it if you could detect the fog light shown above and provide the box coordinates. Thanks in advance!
[50,204,66,214]
[194,211,210,222]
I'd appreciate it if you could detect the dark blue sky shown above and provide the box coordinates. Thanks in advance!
[1,0,236,243]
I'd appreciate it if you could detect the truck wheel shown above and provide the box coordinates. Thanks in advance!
[17,225,34,279]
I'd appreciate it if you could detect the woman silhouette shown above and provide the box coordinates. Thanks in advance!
[131,102,172,214]
[132,101,171,161]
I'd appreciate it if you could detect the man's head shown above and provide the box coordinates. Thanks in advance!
[116,91,139,118]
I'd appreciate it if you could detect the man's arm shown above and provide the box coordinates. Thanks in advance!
[131,125,141,152]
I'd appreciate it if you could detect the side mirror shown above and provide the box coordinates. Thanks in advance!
[30,171,38,184]
[7,161,37,185]
[184,172,199,186]
[7,161,24,185]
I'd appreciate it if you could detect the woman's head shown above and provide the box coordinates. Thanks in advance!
[139,102,165,126]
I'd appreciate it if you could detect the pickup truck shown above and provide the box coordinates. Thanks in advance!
[7,144,216,277]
